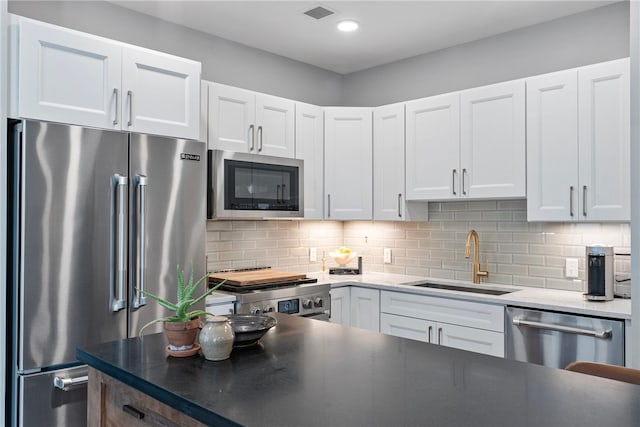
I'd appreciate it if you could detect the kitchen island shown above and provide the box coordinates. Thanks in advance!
[77,313,640,427]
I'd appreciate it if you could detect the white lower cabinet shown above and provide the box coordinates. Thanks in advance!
[380,291,504,357]
[329,287,350,326]
[329,286,380,332]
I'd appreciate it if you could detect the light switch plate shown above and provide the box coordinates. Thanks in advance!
[309,247,317,262]
[565,258,579,278]
[384,248,392,264]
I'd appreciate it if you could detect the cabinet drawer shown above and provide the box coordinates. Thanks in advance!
[381,291,504,332]
[380,313,433,343]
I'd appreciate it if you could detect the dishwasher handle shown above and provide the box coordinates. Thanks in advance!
[512,318,612,339]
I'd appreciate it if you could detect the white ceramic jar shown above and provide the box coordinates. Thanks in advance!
[199,316,234,361]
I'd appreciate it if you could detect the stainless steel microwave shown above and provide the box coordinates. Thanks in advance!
[207,150,304,219]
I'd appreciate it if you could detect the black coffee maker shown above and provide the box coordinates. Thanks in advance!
[585,245,614,301]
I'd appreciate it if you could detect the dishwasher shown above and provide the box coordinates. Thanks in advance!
[505,307,624,368]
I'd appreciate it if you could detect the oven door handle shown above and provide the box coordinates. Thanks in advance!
[512,318,612,339]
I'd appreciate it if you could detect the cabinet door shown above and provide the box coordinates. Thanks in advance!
[255,94,295,158]
[373,103,405,220]
[208,83,255,152]
[578,58,630,222]
[526,69,578,221]
[295,102,324,219]
[18,18,121,129]
[380,313,435,343]
[350,287,380,332]
[324,108,373,220]
[460,80,525,199]
[405,93,460,200]
[122,47,200,139]
[437,323,505,357]
[329,287,350,325]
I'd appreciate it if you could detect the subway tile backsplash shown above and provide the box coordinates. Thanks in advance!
[205,200,630,292]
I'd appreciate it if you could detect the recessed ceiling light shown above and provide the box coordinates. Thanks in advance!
[337,20,359,32]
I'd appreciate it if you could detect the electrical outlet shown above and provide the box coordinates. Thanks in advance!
[565,258,579,278]
[309,247,317,262]
[384,248,392,264]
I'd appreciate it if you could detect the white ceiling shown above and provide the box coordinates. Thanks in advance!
[110,1,618,74]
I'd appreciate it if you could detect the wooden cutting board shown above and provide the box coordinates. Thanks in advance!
[209,269,307,286]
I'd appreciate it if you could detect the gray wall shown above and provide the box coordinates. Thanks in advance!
[341,2,629,106]
[7,0,343,106]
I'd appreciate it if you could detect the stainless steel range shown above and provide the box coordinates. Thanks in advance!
[208,268,331,321]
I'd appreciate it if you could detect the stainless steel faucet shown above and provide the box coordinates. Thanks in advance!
[465,229,489,284]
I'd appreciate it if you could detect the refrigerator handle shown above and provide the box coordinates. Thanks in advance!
[132,175,148,309]
[111,174,127,312]
[53,375,88,391]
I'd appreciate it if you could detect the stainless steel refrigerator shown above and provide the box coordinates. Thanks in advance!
[7,119,206,426]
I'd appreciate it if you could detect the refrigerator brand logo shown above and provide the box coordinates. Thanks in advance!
[180,153,201,161]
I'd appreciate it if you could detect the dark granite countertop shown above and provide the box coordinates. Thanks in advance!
[78,314,640,427]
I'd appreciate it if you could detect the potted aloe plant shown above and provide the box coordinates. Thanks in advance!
[138,264,223,354]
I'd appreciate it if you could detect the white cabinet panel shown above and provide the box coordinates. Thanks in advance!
[373,103,405,220]
[324,108,373,220]
[18,18,121,129]
[255,94,295,157]
[208,83,255,152]
[526,69,578,221]
[381,313,433,342]
[439,323,504,357]
[122,47,200,139]
[406,93,460,200]
[460,80,526,199]
[526,58,630,222]
[578,58,630,221]
[329,287,350,325]
[350,287,380,332]
[295,102,324,219]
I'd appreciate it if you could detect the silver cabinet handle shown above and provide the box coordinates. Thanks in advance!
[452,169,457,195]
[569,186,574,217]
[132,175,147,309]
[428,325,433,343]
[249,124,255,151]
[112,175,127,312]
[397,193,402,218]
[53,375,88,391]
[583,185,587,217]
[127,90,133,126]
[113,88,119,125]
[438,327,443,344]
[257,126,263,152]
[327,194,331,218]
[462,168,467,195]
[512,318,612,339]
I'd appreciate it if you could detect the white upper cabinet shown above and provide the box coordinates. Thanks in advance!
[406,93,460,200]
[16,18,122,130]
[207,82,295,158]
[460,79,526,199]
[13,16,201,139]
[527,58,629,222]
[324,107,373,220]
[295,102,324,220]
[373,103,405,220]
[121,47,200,139]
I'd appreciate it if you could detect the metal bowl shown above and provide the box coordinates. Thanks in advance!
[226,314,277,347]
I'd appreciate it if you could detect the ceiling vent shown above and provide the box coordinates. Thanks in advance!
[303,5,335,20]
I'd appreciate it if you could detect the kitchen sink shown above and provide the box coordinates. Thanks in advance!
[412,282,514,296]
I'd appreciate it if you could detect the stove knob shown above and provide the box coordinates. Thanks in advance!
[302,299,313,309]
[250,306,262,315]
[264,306,274,313]
[314,297,324,308]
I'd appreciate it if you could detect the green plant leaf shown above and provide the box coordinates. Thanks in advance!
[186,310,217,319]
[139,317,173,334]
[137,288,178,312]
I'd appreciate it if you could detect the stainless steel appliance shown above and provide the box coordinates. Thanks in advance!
[208,150,303,219]
[506,307,624,368]
[7,119,206,426]
[209,268,330,320]
[585,245,614,301]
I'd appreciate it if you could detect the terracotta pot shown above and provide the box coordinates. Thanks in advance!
[164,318,200,350]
